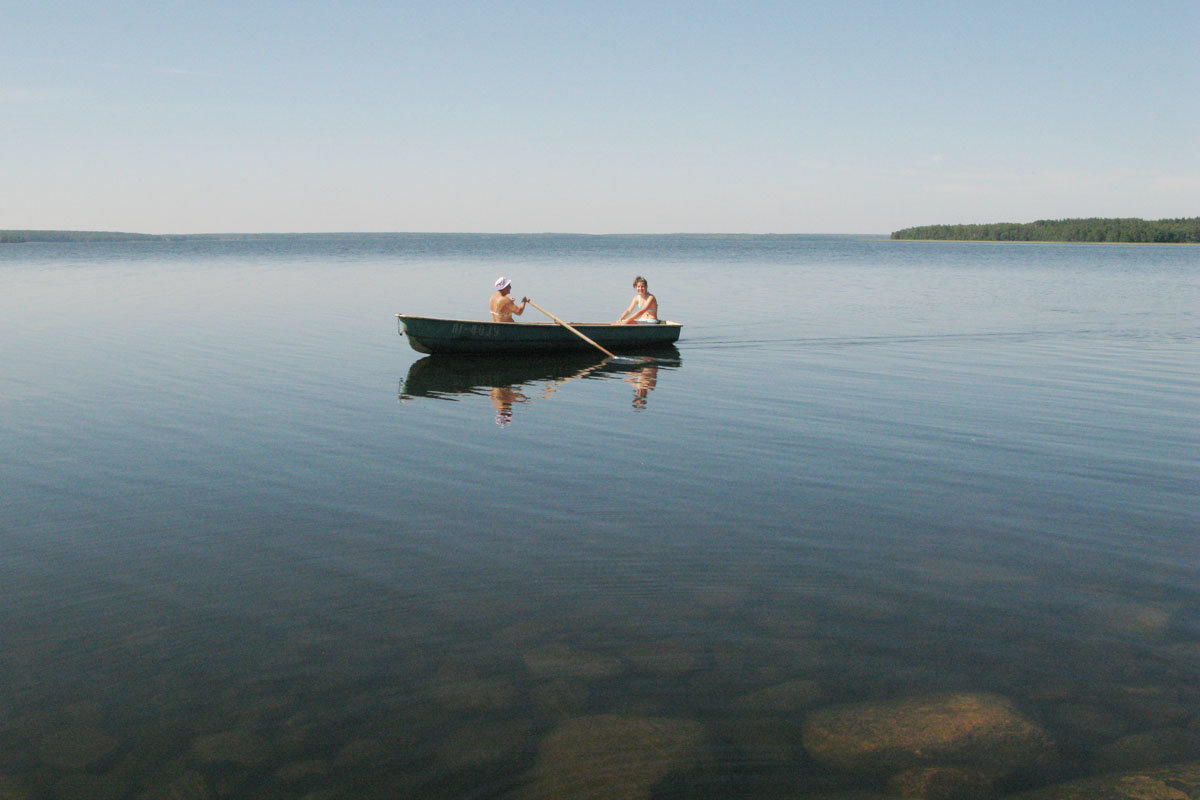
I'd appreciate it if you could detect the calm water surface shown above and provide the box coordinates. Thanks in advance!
[1,235,1197,798]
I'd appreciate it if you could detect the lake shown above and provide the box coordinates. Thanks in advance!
[1,234,1197,798]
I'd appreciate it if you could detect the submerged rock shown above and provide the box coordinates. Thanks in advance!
[523,643,622,681]
[888,765,998,799]
[136,770,212,800]
[733,678,823,712]
[1110,685,1191,728]
[36,726,119,769]
[1163,641,1200,663]
[52,772,130,800]
[1004,759,1200,799]
[333,738,387,769]
[58,700,105,727]
[912,557,1034,587]
[718,715,803,767]
[688,582,751,611]
[191,730,270,766]
[0,776,31,800]
[436,719,534,770]
[1094,727,1200,772]
[751,607,818,639]
[494,621,559,647]
[432,665,517,711]
[801,692,1054,774]
[531,679,590,717]
[623,641,704,677]
[1049,702,1129,740]
[794,794,892,800]
[519,714,704,800]
[274,759,330,783]
[1100,600,1175,639]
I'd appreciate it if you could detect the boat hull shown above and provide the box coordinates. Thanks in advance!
[397,315,682,355]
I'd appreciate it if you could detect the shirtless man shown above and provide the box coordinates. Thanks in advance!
[490,276,528,322]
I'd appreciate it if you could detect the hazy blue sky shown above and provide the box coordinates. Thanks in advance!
[4,1,1197,233]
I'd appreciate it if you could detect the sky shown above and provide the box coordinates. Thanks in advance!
[3,1,1197,234]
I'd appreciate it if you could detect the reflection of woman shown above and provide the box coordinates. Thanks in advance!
[616,276,658,324]
[627,364,659,410]
[490,385,528,427]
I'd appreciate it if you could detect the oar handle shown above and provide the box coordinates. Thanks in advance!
[526,300,616,359]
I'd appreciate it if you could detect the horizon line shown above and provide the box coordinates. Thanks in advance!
[1,229,892,237]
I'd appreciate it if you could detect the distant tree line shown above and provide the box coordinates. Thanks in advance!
[0,230,161,243]
[891,217,1200,243]
[0,231,408,243]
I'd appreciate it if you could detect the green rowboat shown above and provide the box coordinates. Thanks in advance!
[396,315,682,355]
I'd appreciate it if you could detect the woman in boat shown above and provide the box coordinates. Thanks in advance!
[616,275,658,324]
[490,276,528,322]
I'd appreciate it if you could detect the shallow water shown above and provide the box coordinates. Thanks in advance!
[1,235,1197,798]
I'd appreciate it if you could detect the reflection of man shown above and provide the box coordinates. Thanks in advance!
[490,276,528,322]
[627,365,659,410]
[490,385,528,427]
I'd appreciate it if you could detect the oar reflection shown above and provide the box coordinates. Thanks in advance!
[399,349,681,425]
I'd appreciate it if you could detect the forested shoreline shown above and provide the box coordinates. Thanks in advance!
[0,230,164,243]
[0,231,382,243]
[0,230,168,242]
[891,217,1200,243]
[4,221,1198,244]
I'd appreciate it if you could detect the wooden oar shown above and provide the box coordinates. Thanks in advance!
[526,300,616,359]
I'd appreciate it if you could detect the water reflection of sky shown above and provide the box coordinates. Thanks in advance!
[399,349,682,425]
[3,237,1196,799]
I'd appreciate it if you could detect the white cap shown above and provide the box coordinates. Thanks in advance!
[495,276,511,291]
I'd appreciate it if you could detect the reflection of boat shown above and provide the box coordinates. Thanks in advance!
[396,314,682,355]
[400,349,681,401]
